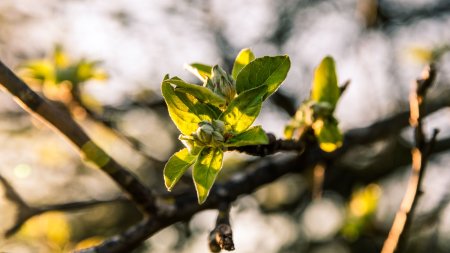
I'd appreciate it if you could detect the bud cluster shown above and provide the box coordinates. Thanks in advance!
[179,120,227,154]
[205,65,236,103]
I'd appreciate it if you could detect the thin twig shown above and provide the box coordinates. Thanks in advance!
[0,60,156,215]
[381,64,438,253]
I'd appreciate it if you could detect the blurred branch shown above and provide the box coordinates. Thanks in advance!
[0,60,157,215]
[381,64,438,253]
[209,202,234,252]
[70,87,164,164]
[325,135,450,199]
[0,174,129,237]
[377,0,450,30]
[77,146,317,253]
[341,87,450,150]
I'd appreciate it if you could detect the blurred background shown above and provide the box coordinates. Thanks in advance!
[0,0,450,252]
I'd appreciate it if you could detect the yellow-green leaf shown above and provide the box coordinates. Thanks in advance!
[232,48,255,80]
[165,78,226,108]
[312,118,342,152]
[193,148,224,204]
[220,85,267,133]
[164,148,199,191]
[235,55,290,100]
[225,126,268,147]
[185,63,213,82]
[161,82,218,135]
[311,56,340,108]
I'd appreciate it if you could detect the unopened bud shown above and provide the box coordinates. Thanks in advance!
[196,124,214,144]
[212,131,224,142]
[212,119,225,134]
[211,65,236,102]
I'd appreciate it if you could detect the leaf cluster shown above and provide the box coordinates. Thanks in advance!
[284,56,343,152]
[19,45,107,88]
[162,48,291,203]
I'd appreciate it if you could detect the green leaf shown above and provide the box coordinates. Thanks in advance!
[161,82,218,135]
[165,78,226,108]
[312,118,343,152]
[164,148,199,191]
[185,63,213,82]
[225,125,268,147]
[235,55,290,100]
[220,85,267,133]
[193,148,224,204]
[232,48,255,80]
[311,56,340,108]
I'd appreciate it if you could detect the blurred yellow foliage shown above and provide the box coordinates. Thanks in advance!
[19,45,107,103]
[341,184,381,240]
[408,44,450,63]
[19,211,71,251]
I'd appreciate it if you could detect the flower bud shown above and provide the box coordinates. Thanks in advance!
[212,119,225,134]
[196,123,214,144]
[212,130,224,142]
[211,65,236,102]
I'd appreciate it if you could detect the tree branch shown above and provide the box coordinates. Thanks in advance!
[77,145,317,252]
[0,60,156,215]
[209,202,234,252]
[381,64,438,253]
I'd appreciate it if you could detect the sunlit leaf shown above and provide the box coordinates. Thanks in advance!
[185,63,213,82]
[193,148,224,204]
[311,56,339,108]
[161,82,218,135]
[220,85,267,133]
[164,148,199,191]
[232,48,255,80]
[312,118,342,152]
[225,125,268,147]
[165,77,226,107]
[235,55,290,100]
